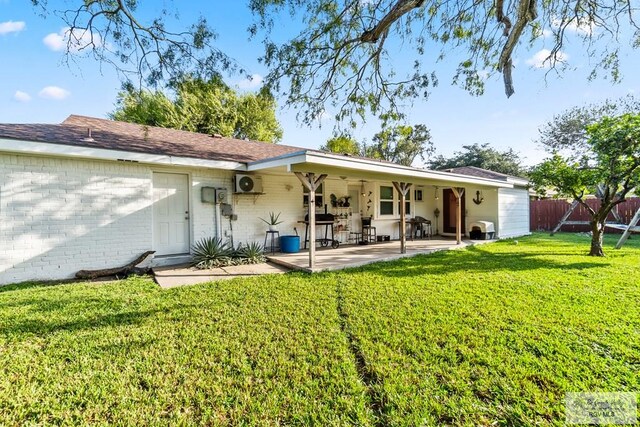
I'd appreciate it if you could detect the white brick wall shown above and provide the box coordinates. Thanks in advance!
[0,154,153,284]
[0,154,359,284]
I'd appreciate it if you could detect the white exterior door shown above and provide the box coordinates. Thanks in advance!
[153,173,190,255]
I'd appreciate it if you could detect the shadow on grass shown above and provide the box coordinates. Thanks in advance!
[351,244,611,279]
[0,276,127,294]
[1,308,164,338]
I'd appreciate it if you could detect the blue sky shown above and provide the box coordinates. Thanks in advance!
[1,1,639,166]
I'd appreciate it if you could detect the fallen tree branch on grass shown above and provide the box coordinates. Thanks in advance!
[75,251,155,280]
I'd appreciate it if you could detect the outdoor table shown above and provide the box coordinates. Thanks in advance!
[397,218,431,241]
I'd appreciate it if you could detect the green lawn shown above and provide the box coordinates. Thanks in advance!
[1,233,639,426]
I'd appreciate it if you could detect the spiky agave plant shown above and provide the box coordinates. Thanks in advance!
[237,241,266,264]
[191,237,233,269]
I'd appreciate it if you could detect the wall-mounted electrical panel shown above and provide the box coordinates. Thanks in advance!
[201,187,217,204]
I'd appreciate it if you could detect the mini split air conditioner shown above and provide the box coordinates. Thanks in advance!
[234,174,263,194]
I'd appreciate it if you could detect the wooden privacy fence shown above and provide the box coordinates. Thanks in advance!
[530,197,640,233]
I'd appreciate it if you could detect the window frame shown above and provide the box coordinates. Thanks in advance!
[379,185,394,216]
[398,189,411,216]
[303,183,324,208]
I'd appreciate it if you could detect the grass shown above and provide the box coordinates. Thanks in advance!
[1,233,639,425]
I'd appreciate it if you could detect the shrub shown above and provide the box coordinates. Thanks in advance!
[237,242,266,264]
[191,238,267,269]
[191,237,233,269]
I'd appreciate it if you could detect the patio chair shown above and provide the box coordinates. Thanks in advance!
[414,216,432,239]
[362,217,377,243]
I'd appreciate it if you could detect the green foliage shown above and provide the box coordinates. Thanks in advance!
[531,112,640,255]
[259,212,283,226]
[237,242,267,264]
[192,238,269,269]
[532,113,640,201]
[110,90,179,128]
[111,76,283,143]
[320,135,362,155]
[2,234,639,424]
[31,1,236,86]
[537,95,640,154]
[529,154,594,200]
[365,123,433,166]
[428,143,526,176]
[191,237,233,269]
[33,2,639,128]
[251,0,639,126]
[586,114,640,192]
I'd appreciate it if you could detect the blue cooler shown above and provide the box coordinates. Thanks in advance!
[279,235,300,253]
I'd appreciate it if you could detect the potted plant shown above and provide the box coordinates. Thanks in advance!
[260,212,283,231]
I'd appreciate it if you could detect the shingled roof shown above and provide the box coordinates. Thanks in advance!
[442,166,527,183]
[0,115,303,163]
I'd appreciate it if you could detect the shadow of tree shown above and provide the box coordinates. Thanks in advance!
[0,277,119,294]
[1,309,164,337]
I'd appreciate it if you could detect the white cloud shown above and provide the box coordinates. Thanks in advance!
[38,86,70,100]
[0,21,26,35]
[43,27,102,52]
[526,49,568,69]
[237,74,263,90]
[13,90,31,102]
[551,17,595,35]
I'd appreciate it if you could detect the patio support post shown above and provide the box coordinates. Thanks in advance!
[451,187,465,245]
[393,181,412,254]
[294,172,327,270]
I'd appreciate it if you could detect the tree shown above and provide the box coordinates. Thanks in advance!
[428,143,526,176]
[537,95,640,153]
[252,0,639,125]
[320,135,362,155]
[111,76,283,143]
[530,113,640,256]
[34,2,639,127]
[365,124,433,166]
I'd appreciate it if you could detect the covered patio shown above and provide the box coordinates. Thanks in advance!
[267,237,491,273]
[248,150,513,271]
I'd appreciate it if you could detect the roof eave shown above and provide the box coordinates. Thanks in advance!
[251,150,513,188]
[0,138,247,171]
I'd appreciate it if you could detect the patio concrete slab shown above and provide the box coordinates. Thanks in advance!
[267,237,493,272]
[153,262,290,289]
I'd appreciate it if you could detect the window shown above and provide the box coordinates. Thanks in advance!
[398,190,411,215]
[303,183,324,207]
[379,186,394,215]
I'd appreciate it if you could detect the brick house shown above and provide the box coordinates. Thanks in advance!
[0,115,530,284]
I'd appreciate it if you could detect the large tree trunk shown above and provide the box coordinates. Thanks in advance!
[589,221,605,257]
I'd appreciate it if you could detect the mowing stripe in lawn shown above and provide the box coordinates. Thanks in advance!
[335,277,387,426]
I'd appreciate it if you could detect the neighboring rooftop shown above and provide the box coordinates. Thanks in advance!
[442,166,529,184]
[0,115,303,163]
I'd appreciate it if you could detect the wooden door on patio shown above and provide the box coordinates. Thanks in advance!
[443,188,465,234]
